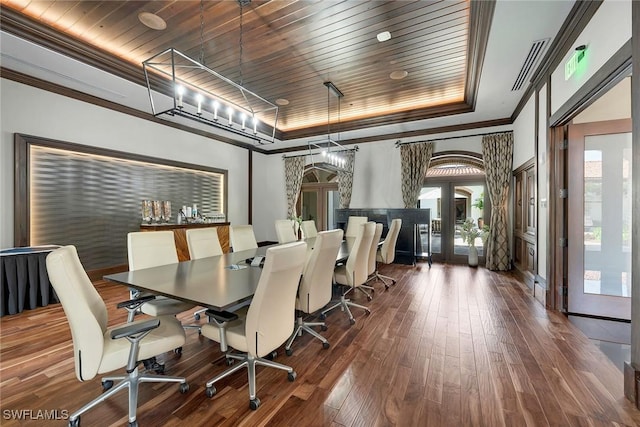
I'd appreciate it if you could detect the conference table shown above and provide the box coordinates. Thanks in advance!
[103,238,355,311]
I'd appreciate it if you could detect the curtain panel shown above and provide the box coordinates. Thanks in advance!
[400,142,433,208]
[284,157,305,219]
[481,132,514,271]
[338,150,356,208]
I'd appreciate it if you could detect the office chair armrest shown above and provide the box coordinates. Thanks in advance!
[205,309,239,323]
[110,318,161,340]
[116,294,156,310]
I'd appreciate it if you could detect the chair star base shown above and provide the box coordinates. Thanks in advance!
[285,316,330,355]
[320,294,371,325]
[69,366,188,426]
[205,353,296,410]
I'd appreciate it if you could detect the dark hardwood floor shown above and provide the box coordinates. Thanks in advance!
[1,262,639,426]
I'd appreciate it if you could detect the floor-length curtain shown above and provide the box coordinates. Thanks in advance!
[284,157,305,219]
[400,142,433,208]
[481,132,513,270]
[338,150,356,208]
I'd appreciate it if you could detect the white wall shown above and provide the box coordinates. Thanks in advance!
[349,141,403,208]
[0,78,249,248]
[251,151,286,242]
[550,0,631,115]
[513,95,536,169]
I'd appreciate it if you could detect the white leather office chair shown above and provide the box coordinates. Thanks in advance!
[127,232,197,334]
[200,241,307,410]
[321,221,375,325]
[275,219,297,243]
[344,216,368,237]
[364,222,384,292]
[46,245,188,427]
[285,229,343,355]
[375,218,403,288]
[300,220,318,239]
[186,228,223,321]
[230,224,258,252]
[186,227,223,259]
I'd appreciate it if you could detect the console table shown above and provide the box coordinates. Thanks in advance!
[1,245,60,316]
[335,209,431,266]
[140,222,230,261]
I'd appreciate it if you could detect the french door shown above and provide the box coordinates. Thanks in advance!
[419,180,488,263]
[567,119,632,319]
[298,183,339,231]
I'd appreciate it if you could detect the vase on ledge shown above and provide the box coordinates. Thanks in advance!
[468,245,478,267]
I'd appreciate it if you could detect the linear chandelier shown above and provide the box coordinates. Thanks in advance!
[141,1,278,144]
[307,82,351,173]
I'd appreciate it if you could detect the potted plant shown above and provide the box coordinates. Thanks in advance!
[289,215,303,240]
[472,192,485,228]
[459,218,489,267]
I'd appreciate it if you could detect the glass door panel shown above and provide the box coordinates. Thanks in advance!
[568,120,631,319]
[418,186,442,255]
[453,184,486,257]
[301,190,318,223]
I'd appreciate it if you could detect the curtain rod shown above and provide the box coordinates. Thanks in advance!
[394,130,513,147]
[282,145,358,159]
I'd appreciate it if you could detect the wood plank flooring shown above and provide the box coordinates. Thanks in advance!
[1,262,639,426]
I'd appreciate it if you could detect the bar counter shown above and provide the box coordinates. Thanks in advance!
[140,222,230,261]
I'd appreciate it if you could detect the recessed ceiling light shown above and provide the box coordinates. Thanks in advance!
[390,70,408,80]
[138,12,166,30]
[377,31,391,42]
[275,98,290,106]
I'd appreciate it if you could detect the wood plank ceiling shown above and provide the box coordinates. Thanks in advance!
[1,0,489,140]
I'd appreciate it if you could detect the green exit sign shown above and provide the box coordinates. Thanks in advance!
[565,47,586,80]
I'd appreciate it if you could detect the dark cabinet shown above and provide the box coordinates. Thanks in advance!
[513,159,536,287]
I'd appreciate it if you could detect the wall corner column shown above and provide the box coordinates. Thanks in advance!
[625,0,640,410]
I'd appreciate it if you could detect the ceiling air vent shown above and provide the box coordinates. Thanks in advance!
[511,38,549,91]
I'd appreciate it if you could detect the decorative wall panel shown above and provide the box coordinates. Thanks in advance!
[27,144,225,271]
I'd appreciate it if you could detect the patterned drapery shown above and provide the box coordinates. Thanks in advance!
[338,150,356,208]
[284,156,305,219]
[400,142,433,208]
[481,132,513,271]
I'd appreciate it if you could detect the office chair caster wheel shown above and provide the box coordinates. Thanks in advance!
[322,342,330,349]
[102,380,113,391]
[365,309,371,315]
[319,313,326,321]
[225,357,235,366]
[128,421,138,427]
[68,417,80,427]
[265,351,277,360]
[249,398,261,410]
[367,295,372,301]
[155,363,165,374]
[288,371,297,381]
[349,318,356,325]
[285,348,293,356]
[180,383,189,394]
[174,347,182,355]
[321,324,328,331]
[205,386,217,398]
[194,313,201,321]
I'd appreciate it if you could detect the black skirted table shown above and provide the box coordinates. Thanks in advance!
[1,245,60,316]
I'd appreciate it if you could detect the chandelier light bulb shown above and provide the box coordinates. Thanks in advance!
[240,113,246,130]
[227,107,233,126]
[176,85,185,108]
[196,94,203,115]
[252,116,258,134]
[212,100,219,120]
